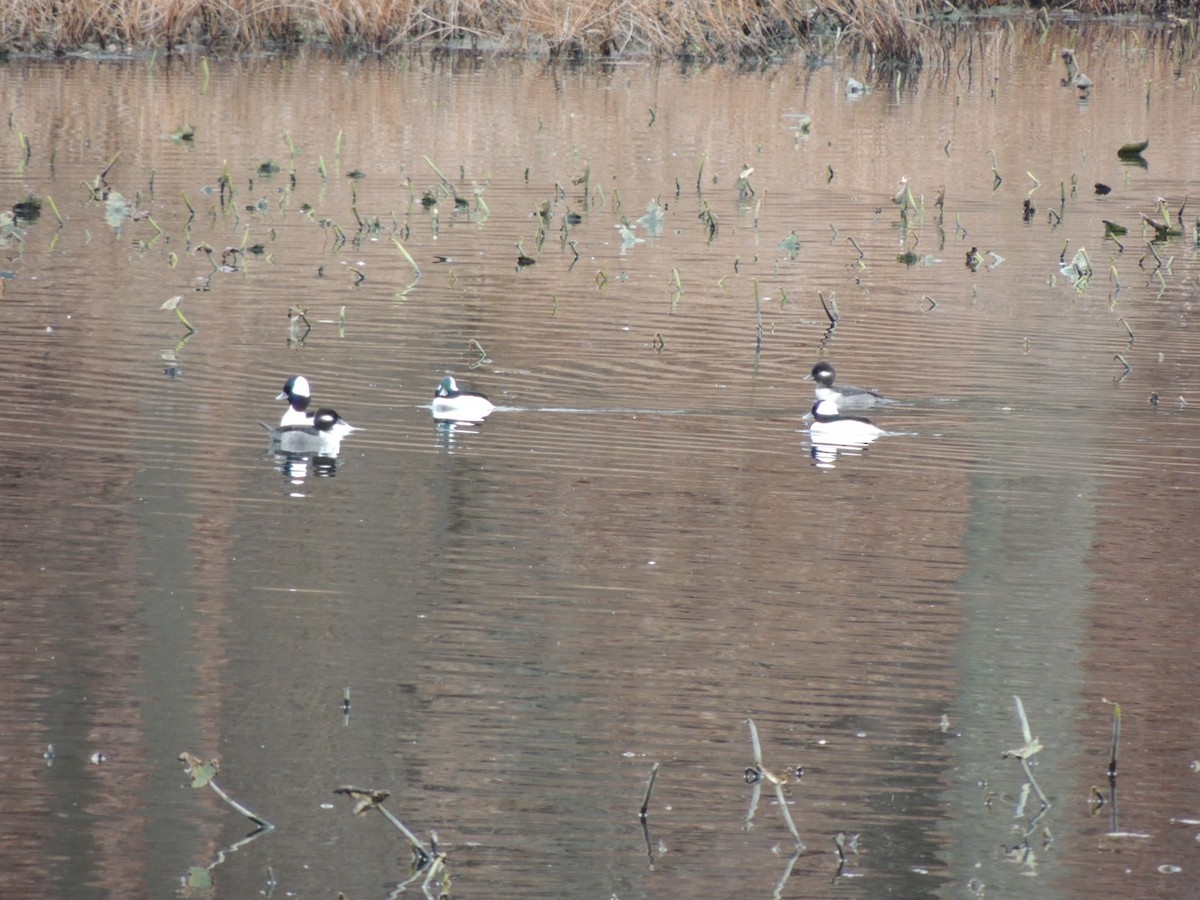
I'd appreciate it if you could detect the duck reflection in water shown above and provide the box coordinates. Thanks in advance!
[806,397,884,468]
[273,449,342,479]
[433,417,488,452]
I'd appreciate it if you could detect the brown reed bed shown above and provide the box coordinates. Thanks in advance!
[0,0,1187,64]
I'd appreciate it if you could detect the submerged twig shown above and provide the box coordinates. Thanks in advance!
[468,338,488,369]
[639,762,661,822]
[392,237,421,277]
[833,831,861,882]
[334,785,431,867]
[45,194,64,227]
[423,155,452,186]
[1107,700,1121,779]
[1102,698,1122,833]
[209,780,272,829]
[1003,696,1050,809]
[772,849,803,898]
[178,752,273,830]
[161,295,197,334]
[421,850,449,894]
[753,279,763,354]
[772,781,803,847]
[817,291,839,326]
[744,719,805,849]
[748,718,764,767]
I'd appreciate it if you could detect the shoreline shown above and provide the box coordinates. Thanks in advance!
[1,3,1191,66]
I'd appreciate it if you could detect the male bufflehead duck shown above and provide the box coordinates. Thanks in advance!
[804,361,893,409]
[272,374,357,440]
[277,374,316,427]
[432,375,495,423]
[808,397,884,443]
[274,406,357,455]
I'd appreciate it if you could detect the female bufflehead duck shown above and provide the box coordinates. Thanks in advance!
[804,361,893,409]
[432,375,495,423]
[808,397,883,443]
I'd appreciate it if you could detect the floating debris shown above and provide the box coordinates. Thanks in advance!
[179,751,273,830]
[103,191,134,228]
[1060,48,1091,93]
[1117,139,1150,159]
[12,194,42,221]
[1141,196,1185,240]
[777,230,801,259]
[783,112,813,134]
[161,295,196,333]
[334,784,434,869]
[735,165,755,201]
[1061,247,1092,284]
[619,217,648,248]
[636,199,664,235]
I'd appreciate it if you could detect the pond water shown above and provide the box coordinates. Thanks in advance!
[2,19,1200,899]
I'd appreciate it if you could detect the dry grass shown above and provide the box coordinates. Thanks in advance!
[0,0,1185,63]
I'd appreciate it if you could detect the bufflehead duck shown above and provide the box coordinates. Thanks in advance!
[808,397,883,443]
[272,374,357,439]
[277,374,316,427]
[274,406,357,455]
[432,375,495,423]
[804,362,893,409]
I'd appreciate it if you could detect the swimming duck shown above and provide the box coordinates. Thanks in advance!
[274,407,357,455]
[271,375,357,444]
[277,374,316,427]
[804,362,893,409]
[808,397,883,443]
[432,375,495,423]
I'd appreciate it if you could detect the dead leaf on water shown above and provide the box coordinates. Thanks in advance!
[334,785,390,816]
[178,751,219,788]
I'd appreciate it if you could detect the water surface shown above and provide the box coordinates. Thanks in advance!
[2,21,1199,898]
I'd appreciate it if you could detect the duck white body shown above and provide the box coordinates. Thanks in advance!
[808,397,884,444]
[432,376,495,423]
[270,375,357,455]
[277,374,315,427]
[805,361,893,409]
